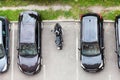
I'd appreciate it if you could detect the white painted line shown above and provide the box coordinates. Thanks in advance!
[75,25,79,62]
[43,65,46,80]
[109,74,112,80]
[11,23,15,80]
[75,23,79,80]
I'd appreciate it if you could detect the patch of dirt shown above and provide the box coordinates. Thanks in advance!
[88,6,120,13]
[88,6,104,13]
[105,6,120,11]
[0,5,71,11]
[57,16,74,20]
[51,5,71,11]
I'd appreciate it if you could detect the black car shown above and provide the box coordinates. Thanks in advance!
[80,13,104,72]
[17,11,42,75]
[0,17,10,73]
[115,15,120,68]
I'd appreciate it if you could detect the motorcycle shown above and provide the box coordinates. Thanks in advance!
[54,23,63,50]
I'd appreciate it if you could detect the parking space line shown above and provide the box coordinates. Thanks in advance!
[11,23,15,80]
[109,74,112,80]
[75,22,79,80]
[43,65,46,80]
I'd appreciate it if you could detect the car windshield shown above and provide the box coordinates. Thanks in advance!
[82,43,100,56]
[0,44,5,58]
[19,43,37,57]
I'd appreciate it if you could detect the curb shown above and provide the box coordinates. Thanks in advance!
[11,20,114,23]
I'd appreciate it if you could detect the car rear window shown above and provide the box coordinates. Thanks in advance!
[20,13,36,43]
[82,16,98,43]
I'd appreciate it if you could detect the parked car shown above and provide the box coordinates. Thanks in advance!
[80,13,104,72]
[115,15,120,68]
[54,23,63,50]
[0,17,10,73]
[17,11,42,75]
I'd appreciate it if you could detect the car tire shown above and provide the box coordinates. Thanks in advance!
[8,57,10,65]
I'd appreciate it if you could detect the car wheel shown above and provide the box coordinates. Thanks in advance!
[41,58,43,66]
[8,57,10,65]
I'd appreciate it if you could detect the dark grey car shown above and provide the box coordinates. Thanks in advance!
[17,11,42,75]
[115,15,120,68]
[0,17,10,73]
[80,13,104,72]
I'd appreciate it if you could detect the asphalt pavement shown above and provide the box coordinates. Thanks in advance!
[0,21,119,80]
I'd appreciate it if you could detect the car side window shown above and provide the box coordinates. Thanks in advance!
[35,21,38,48]
[2,20,6,48]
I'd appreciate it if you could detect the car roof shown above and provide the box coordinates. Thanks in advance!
[0,21,2,44]
[20,13,36,43]
[82,16,98,43]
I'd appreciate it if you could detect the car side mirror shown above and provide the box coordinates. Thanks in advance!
[101,47,105,50]
[16,46,20,51]
[38,47,40,50]
[17,48,19,51]
[78,48,81,51]
[17,62,20,65]
[115,50,118,53]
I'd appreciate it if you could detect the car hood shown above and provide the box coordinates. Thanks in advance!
[81,54,102,69]
[19,55,39,72]
[0,56,7,71]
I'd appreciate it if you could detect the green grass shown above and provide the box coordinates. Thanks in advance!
[0,0,120,20]
[0,10,75,21]
[102,10,120,20]
[1,0,120,7]
[0,9,119,21]
[0,10,22,21]
[37,10,73,20]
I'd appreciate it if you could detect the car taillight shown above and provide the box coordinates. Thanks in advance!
[97,13,102,19]
[80,14,83,20]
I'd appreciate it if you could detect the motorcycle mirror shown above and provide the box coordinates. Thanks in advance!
[17,48,19,51]
[51,30,53,32]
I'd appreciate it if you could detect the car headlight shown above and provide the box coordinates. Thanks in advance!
[99,61,103,68]
[81,63,85,69]
[36,64,40,71]
[2,63,7,72]
[38,58,40,64]
[36,58,40,71]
